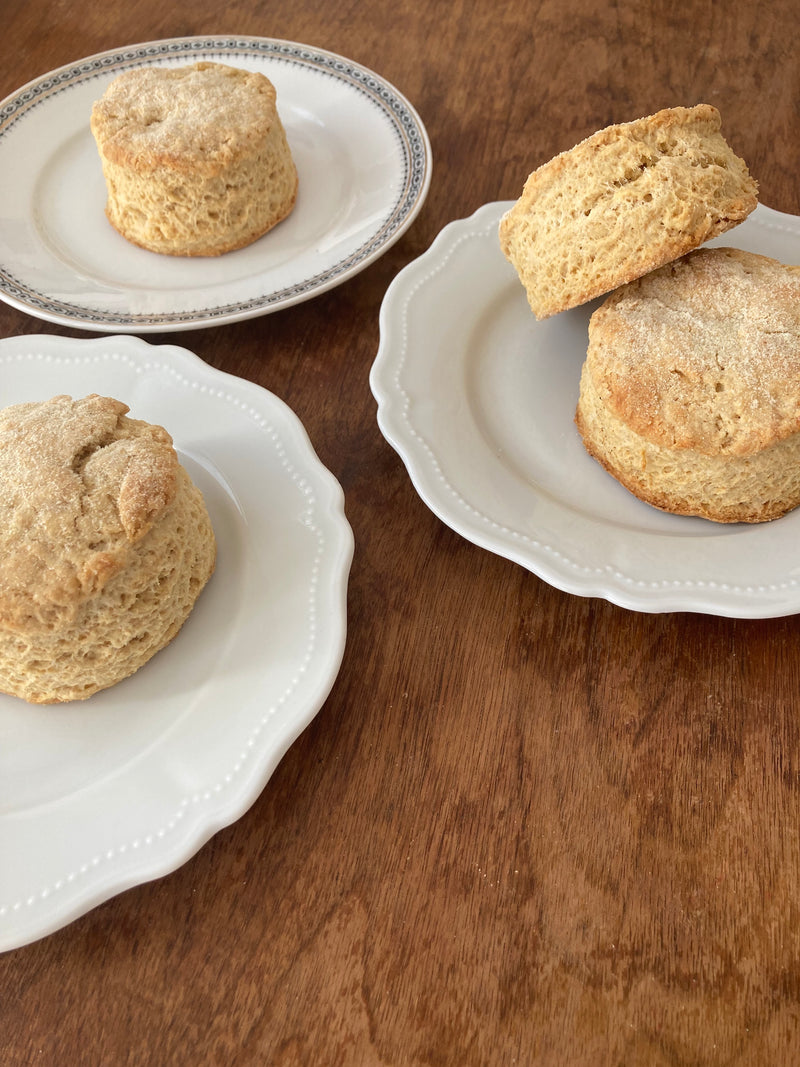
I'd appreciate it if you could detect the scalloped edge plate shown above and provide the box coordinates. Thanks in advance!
[0,334,353,951]
[370,201,800,617]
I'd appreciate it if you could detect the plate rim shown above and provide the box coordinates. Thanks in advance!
[0,333,354,951]
[370,199,800,618]
[0,34,432,332]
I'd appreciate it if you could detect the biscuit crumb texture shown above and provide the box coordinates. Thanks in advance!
[575,248,800,523]
[0,395,216,702]
[499,104,758,319]
[91,61,298,256]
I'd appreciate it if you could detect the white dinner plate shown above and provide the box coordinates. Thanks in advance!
[0,36,431,332]
[370,201,800,617]
[0,334,353,951]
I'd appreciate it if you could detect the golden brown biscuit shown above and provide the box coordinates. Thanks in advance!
[0,395,216,702]
[499,105,758,319]
[91,61,298,256]
[575,247,800,523]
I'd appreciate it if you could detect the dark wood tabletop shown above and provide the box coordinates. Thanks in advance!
[2,1,800,1064]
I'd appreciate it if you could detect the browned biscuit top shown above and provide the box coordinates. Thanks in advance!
[0,394,178,633]
[586,247,800,456]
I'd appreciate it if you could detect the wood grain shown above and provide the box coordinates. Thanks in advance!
[2,1,800,1064]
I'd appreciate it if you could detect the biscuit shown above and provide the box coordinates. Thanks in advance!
[0,395,216,702]
[91,61,298,256]
[499,105,758,319]
[575,247,800,523]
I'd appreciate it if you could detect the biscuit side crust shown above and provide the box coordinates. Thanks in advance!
[576,361,800,523]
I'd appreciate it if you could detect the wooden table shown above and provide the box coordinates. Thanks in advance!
[2,1,800,1064]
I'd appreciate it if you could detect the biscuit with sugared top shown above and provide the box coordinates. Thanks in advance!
[0,394,216,702]
[575,247,800,523]
[91,61,298,256]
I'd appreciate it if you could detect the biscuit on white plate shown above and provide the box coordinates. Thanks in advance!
[499,105,758,319]
[0,394,216,703]
[91,61,298,256]
[575,247,800,523]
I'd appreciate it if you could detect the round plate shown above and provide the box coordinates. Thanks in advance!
[370,201,800,618]
[0,36,431,332]
[0,334,353,951]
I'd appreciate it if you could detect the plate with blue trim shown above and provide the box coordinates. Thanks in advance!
[0,36,431,332]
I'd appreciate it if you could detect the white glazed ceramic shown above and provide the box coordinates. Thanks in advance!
[0,334,353,950]
[0,36,431,331]
[371,201,800,617]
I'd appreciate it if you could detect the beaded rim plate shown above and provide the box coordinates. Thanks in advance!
[370,201,800,618]
[0,36,431,332]
[0,334,353,951]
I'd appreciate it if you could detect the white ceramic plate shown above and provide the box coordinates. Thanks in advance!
[0,334,353,951]
[0,36,431,332]
[371,201,800,617]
